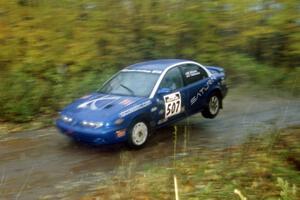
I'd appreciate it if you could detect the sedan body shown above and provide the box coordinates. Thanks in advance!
[56,59,227,148]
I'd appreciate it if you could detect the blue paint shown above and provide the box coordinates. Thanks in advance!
[56,60,227,145]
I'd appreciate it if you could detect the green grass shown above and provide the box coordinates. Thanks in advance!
[81,127,300,200]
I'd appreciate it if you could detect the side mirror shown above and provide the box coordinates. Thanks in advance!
[157,88,172,96]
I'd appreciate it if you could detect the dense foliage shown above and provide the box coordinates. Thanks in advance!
[0,0,299,122]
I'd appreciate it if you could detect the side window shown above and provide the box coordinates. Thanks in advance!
[180,64,208,85]
[159,67,183,91]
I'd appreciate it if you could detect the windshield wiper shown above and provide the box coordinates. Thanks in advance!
[120,84,135,95]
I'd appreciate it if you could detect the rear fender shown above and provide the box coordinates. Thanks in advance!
[207,88,223,109]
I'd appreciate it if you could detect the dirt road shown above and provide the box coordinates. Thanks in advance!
[0,88,299,200]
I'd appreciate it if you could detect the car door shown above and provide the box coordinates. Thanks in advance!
[155,66,187,125]
[179,64,210,115]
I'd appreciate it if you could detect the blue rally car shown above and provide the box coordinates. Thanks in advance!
[56,59,227,148]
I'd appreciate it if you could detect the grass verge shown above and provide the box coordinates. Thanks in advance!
[81,126,300,200]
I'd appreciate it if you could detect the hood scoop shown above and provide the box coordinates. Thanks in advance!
[104,104,114,109]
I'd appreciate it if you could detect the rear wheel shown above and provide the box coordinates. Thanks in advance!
[127,121,149,149]
[202,93,221,119]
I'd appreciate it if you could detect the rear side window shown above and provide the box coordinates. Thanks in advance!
[159,67,183,91]
[180,64,208,85]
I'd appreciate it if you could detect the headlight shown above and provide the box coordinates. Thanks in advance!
[81,121,104,129]
[61,115,73,123]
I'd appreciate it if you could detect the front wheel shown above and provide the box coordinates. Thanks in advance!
[202,94,221,119]
[127,121,149,149]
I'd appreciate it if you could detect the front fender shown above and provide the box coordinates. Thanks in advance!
[119,99,155,129]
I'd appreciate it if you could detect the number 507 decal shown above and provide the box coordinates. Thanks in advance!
[164,92,181,119]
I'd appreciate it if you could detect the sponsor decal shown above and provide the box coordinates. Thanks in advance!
[77,95,120,110]
[119,100,152,117]
[151,106,158,112]
[164,92,181,119]
[185,70,200,78]
[119,99,134,106]
[190,78,214,105]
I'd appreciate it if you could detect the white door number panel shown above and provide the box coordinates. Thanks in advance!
[164,92,181,119]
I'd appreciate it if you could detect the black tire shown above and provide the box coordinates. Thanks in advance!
[202,93,221,119]
[127,120,149,149]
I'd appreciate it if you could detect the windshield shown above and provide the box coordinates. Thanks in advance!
[99,71,160,97]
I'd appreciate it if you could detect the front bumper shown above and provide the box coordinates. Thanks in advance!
[56,119,127,145]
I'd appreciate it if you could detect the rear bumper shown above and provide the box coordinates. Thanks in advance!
[56,119,127,145]
[221,85,228,98]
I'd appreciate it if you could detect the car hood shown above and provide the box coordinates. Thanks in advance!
[61,93,146,122]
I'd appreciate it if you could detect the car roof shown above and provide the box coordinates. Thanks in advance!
[126,59,192,71]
